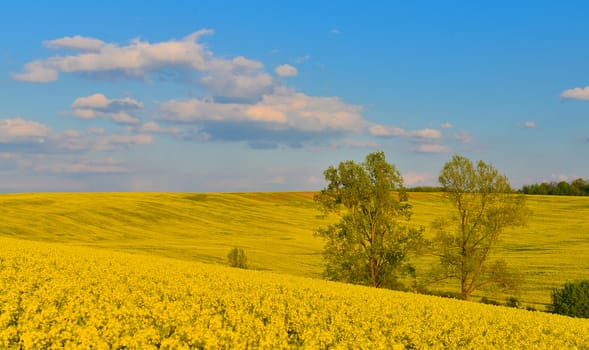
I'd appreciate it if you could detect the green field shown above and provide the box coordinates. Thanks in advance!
[2,192,589,308]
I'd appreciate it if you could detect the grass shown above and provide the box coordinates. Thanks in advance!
[1,191,588,308]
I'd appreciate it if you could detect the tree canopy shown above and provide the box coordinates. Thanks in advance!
[314,151,422,289]
[521,178,589,196]
[430,155,528,300]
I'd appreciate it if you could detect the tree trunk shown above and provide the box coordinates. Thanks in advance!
[461,277,469,300]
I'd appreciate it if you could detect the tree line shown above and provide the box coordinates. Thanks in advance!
[520,179,589,196]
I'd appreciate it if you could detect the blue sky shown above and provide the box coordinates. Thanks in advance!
[1,1,588,192]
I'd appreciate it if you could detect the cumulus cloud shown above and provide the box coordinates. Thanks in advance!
[0,117,50,143]
[44,35,105,51]
[411,128,442,139]
[369,125,406,137]
[13,30,213,82]
[12,30,463,157]
[561,86,589,100]
[410,144,451,154]
[13,30,275,100]
[71,93,143,124]
[160,87,366,135]
[200,56,274,100]
[275,64,297,77]
[369,125,441,140]
[441,122,454,129]
[1,117,153,154]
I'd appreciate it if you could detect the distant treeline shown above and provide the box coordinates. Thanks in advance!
[406,186,444,192]
[520,178,589,196]
[408,179,589,196]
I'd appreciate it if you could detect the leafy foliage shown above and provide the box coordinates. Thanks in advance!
[551,280,589,318]
[430,155,528,300]
[521,178,589,196]
[314,152,423,289]
[227,247,248,269]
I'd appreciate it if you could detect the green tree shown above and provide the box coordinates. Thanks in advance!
[551,280,589,318]
[314,151,423,289]
[430,155,527,300]
[227,247,248,269]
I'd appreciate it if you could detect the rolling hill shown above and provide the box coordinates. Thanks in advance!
[2,192,589,307]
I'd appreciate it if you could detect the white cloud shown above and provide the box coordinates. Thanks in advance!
[53,130,153,152]
[338,139,380,148]
[561,86,589,100]
[441,122,454,129]
[275,64,298,77]
[369,125,441,140]
[330,29,341,34]
[0,118,153,153]
[44,35,105,52]
[411,128,441,139]
[410,144,451,153]
[110,112,140,124]
[2,152,128,175]
[72,93,111,109]
[13,30,213,82]
[33,157,127,174]
[515,121,537,129]
[14,30,275,100]
[138,121,180,135]
[306,176,323,185]
[369,125,406,137]
[199,56,274,99]
[13,62,58,82]
[453,132,473,144]
[0,117,50,143]
[402,171,433,185]
[0,152,16,160]
[160,87,366,134]
[71,93,143,124]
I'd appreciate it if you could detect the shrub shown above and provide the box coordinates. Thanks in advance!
[506,297,520,308]
[551,280,589,318]
[480,297,500,306]
[227,248,248,269]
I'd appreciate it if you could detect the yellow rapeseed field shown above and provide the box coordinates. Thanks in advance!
[1,237,588,349]
[2,192,589,308]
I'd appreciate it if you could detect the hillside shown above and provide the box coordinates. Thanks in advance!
[2,192,589,307]
[1,237,588,349]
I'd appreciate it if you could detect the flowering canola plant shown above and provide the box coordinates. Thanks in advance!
[1,237,588,349]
